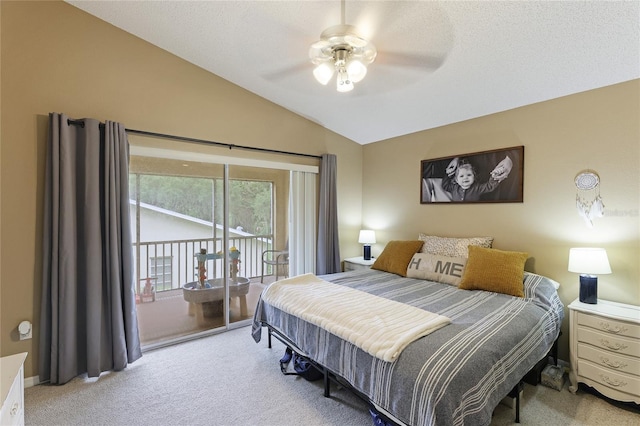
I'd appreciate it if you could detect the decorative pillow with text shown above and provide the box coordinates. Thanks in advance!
[406,253,467,286]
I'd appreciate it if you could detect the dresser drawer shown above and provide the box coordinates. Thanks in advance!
[577,327,639,358]
[578,342,640,377]
[578,359,640,399]
[577,311,640,339]
[0,372,24,426]
[1,353,26,426]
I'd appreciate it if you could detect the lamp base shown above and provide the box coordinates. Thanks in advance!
[363,245,371,261]
[579,275,598,304]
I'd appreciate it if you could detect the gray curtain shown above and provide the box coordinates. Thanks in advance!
[316,153,341,274]
[40,113,142,385]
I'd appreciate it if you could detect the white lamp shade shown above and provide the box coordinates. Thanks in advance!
[358,230,376,244]
[313,62,335,85]
[568,248,612,275]
[347,60,367,83]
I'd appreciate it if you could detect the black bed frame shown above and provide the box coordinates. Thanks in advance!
[265,325,560,425]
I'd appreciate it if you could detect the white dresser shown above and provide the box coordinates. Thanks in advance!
[1,352,28,426]
[568,299,640,403]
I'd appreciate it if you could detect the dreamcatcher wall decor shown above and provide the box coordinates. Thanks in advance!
[575,170,604,227]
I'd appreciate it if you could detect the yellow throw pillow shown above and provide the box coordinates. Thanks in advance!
[458,246,528,297]
[371,240,425,277]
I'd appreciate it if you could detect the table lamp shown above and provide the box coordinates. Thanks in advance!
[358,230,376,261]
[568,248,611,304]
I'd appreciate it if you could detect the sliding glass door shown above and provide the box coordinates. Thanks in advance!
[129,154,291,347]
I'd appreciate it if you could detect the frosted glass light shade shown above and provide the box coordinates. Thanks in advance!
[347,60,367,83]
[568,248,612,275]
[358,230,376,244]
[313,62,335,85]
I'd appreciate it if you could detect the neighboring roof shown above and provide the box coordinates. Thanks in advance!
[130,200,253,237]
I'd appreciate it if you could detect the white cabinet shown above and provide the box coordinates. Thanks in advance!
[343,256,375,272]
[568,299,640,403]
[1,352,27,426]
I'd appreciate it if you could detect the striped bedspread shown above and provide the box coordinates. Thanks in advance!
[261,273,451,362]
[253,269,564,426]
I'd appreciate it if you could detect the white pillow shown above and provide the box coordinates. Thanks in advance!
[406,253,467,286]
[418,234,493,258]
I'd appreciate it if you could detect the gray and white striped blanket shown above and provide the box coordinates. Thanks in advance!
[252,269,564,426]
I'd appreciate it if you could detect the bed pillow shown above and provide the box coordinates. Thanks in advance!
[406,253,467,286]
[371,240,425,277]
[419,234,494,258]
[458,246,528,297]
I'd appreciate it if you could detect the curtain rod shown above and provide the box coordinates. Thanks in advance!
[66,119,322,160]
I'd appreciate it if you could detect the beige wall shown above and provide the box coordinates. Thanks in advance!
[0,1,363,378]
[362,80,640,360]
[2,1,638,378]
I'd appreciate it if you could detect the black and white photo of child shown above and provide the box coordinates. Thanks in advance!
[421,146,523,203]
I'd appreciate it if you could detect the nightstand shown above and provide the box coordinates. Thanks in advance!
[568,298,640,404]
[343,256,375,271]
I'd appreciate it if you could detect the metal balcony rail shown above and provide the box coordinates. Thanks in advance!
[134,234,275,293]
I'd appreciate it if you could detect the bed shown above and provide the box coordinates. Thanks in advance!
[252,241,564,426]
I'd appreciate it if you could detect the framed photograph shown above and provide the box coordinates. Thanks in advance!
[421,146,524,204]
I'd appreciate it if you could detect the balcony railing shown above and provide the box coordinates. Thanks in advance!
[134,235,274,293]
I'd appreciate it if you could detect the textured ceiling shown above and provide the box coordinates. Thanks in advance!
[67,1,640,145]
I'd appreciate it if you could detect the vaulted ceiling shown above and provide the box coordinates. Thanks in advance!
[67,1,639,145]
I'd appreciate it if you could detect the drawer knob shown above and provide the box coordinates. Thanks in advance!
[599,321,628,334]
[600,339,628,351]
[599,357,628,369]
[10,402,20,416]
[600,374,628,388]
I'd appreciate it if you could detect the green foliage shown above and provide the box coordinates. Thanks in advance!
[130,174,272,235]
[229,180,272,235]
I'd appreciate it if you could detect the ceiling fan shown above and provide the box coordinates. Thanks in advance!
[308,1,377,93]
[262,1,449,93]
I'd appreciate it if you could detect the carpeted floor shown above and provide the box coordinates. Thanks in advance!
[25,326,639,426]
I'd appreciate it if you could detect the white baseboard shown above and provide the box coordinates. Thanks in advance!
[24,375,40,388]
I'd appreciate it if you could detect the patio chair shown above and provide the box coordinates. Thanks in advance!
[261,249,289,283]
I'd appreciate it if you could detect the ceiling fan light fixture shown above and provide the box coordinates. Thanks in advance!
[346,59,367,83]
[344,34,368,48]
[311,39,330,50]
[313,62,335,85]
[336,68,353,92]
[309,23,376,92]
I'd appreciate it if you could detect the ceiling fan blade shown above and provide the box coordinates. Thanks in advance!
[376,51,447,71]
[350,1,423,41]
